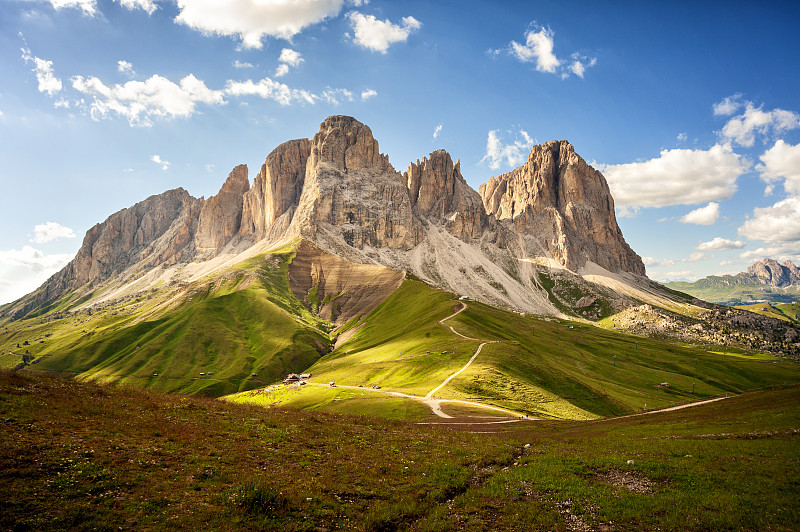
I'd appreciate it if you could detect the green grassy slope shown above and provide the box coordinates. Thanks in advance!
[735,302,800,324]
[247,279,800,420]
[3,370,799,531]
[0,248,331,396]
[667,278,800,306]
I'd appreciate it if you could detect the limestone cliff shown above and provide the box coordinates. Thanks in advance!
[239,139,310,241]
[479,140,645,275]
[196,164,249,252]
[747,259,800,287]
[405,149,488,240]
[292,115,423,249]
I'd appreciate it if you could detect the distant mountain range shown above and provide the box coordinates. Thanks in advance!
[667,259,800,305]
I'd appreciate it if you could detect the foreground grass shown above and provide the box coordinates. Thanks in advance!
[2,370,799,531]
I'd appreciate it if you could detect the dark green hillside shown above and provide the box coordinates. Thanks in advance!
[0,248,331,396]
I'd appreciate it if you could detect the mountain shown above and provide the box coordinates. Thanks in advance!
[3,116,798,402]
[2,115,648,321]
[667,259,800,306]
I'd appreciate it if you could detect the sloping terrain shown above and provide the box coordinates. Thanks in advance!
[230,277,800,420]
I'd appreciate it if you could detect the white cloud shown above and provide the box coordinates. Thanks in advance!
[205,163,215,172]
[641,256,657,266]
[682,252,708,263]
[21,48,62,96]
[224,77,316,105]
[347,11,421,53]
[739,196,800,245]
[568,54,596,79]
[31,222,76,244]
[47,0,97,16]
[320,88,353,105]
[510,25,559,73]
[116,0,157,14]
[0,246,74,304]
[274,48,303,77]
[175,0,344,49]
[757,139,800,196]
[598,144,749,208]
[278,48,303,67]
[233,59,253,69]
[117,60,134,76]
[433,123,442,139]
[679,202,720,225]
[677,132,687,142]
[480,128,534,170]
[696,237,745,251]
[360,88,377,101]
[713,94,742,116]
[72,73,227,126]
[151,154,170,170]
[663,270,694,280]
[720,101,800,147]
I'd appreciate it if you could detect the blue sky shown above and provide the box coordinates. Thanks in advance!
[2,0,800,304]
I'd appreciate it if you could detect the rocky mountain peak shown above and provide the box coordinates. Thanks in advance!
[747,258,800,287]
[196,164,249,252]
[309,115,391,173]
[479,140,645,275]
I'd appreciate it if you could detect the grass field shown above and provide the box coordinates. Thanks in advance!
[2,370,798,531]
[251,279,800,420]
[736,302,800,324]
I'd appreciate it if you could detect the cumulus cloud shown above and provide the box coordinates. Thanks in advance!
[117,0,157,14]
[433,123,442,139]
[480,128,534,170]
[274,48,303,77]
[713,94,742,116]
[31,222,76,244]
[21,48,62,96]
[510,25,559,73]
[347,12,421,53]
[641,257,674,267]
[72,73,227,126]
[663,270,694,280]
[151,154,169,170]
[739,196,800,245]
[320,88,353,105]
[0,246,75,304]
[679,202,720,225]
[117,60,134,76]
[719,101,800,147]
[175,0,344,49]
[696,237,745,251]
[598,144,749,208]
[682,252,708,263]
[757,139,800,196]
[360,88,377,101]
[233,59,253,69]
[498,24,595,79]
[225,77,316,105]
[47,0,97,16]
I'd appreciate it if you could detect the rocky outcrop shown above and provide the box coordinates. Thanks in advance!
[196,164,249,252]
[287,240,405,324]
[747,259,800,287]
[6,188,201,319]
[405,150,488,239]
[479,140,645,275]
[292,116,423,250]
[239,139,311,241]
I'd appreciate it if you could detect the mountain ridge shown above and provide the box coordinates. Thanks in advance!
[4,115,645,320]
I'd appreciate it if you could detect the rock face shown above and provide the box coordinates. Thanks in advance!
[239,139,311,241]
[292,115,423,249]
[405,149,488,240]
[196,164,249,252]
[5,116,650,321]
[479,140,645,275]
[747,259,800,287]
